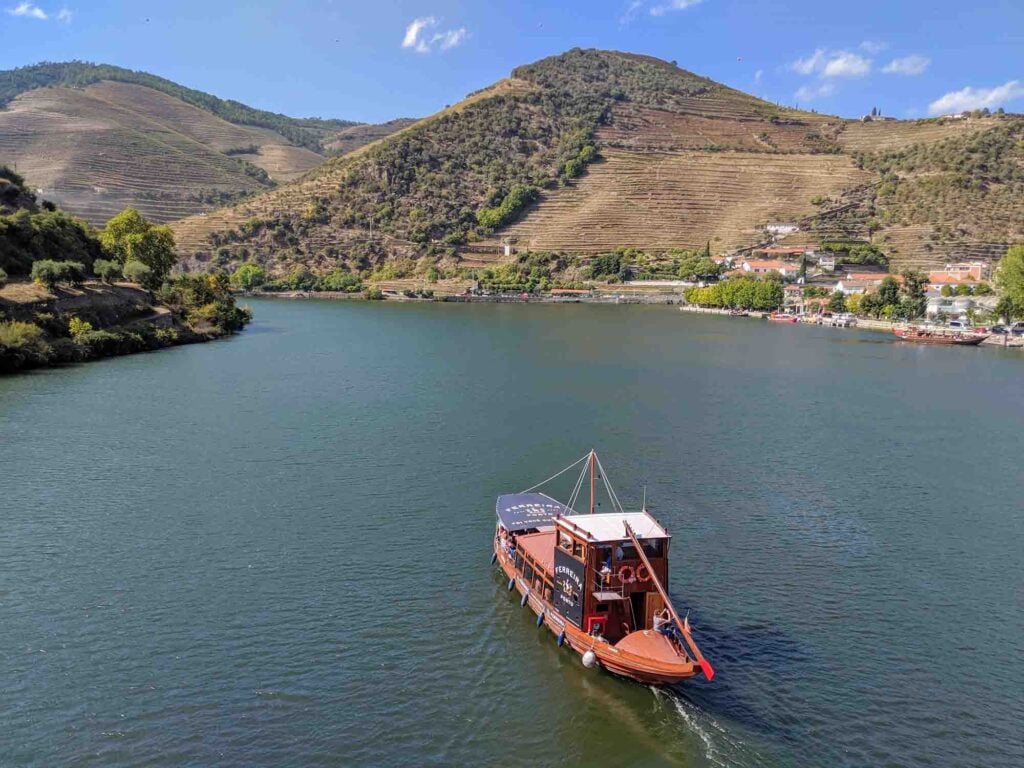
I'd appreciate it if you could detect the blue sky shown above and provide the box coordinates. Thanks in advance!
[2,0,1023,124]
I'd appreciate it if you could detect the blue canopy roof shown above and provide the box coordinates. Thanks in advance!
[495,493,569,532]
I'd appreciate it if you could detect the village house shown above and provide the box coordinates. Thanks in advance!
[756,246,816,259]
[817,253,837,272]
[834,279,877,295]
[926,273,984,291]
[941,261,991,281]
[741,259,797,278]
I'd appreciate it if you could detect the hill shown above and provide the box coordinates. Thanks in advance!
[162,49,1022,278]
[0,62,410,226]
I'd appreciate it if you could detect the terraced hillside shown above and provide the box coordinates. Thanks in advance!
[167,48,1023,278]
[0,62,410,226]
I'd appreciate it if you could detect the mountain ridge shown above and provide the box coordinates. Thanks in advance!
[0,61,413,226]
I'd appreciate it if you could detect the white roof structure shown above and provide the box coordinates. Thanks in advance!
[558,512,669,542]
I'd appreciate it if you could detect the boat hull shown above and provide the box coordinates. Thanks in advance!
[893,328,987,345]
[493,539,699,685]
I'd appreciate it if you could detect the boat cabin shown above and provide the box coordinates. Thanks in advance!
[495,493,671,643]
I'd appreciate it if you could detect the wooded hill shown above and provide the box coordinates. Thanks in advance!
[0,62,411,226]
[169,49,1024,280]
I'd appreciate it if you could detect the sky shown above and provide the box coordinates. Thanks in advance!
[2,0,1023,124]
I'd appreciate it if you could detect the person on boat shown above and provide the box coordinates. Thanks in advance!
[654,609,684,646]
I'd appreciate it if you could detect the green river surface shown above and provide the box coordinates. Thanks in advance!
[2,299,1023,767]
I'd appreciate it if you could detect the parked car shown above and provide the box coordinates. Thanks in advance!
[989,325,1007,335]
[947,319,970,330]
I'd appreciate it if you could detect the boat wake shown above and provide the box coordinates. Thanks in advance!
[653,687,769,768]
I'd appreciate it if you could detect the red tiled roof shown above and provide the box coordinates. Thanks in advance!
[744,260,792,269]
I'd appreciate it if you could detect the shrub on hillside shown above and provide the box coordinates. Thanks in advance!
[122,261,153,286]
[230,262,267,291]
[0,267,7,288]
[0,209,102,275]
[93,259,122,283]
[0,320,53,371]
[31,260,85,289]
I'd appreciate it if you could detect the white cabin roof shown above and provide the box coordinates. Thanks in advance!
[557,512,669,542]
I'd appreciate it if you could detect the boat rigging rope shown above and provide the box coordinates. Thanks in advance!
[519,453,590,494]
[566,459,590,512]
[594,453,626,515]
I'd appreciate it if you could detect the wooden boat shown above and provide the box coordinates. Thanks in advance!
[768,312,798,323]
[893,327,987,345]
[492,451,714,685]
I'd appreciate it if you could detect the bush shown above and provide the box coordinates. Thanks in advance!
[230,262,267,290]
[93,259,122,283]
[0,267,6,288]
[123,261,153,285]
[0,320,53,371]
[319,268,362,292]
[364,287,385,300]
[68,316,93,341]
[30,259,84,288]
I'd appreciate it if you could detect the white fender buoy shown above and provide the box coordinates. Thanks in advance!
[582,650,598,668]
[507,578,515,591]
[490,552,497,565]
[520,590,529,607]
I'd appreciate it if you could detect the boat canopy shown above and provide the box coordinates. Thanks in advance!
[559,511,669,542]
[495,493,569,533]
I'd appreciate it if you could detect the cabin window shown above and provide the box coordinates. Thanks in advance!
[595,603,610,614]
[524,564,535,582]
[642,539,665,559]
[597,546,613,568]
[515,552,524,571]
[614,541,639,561]
[572,540,584,559]
[558,532,573,551]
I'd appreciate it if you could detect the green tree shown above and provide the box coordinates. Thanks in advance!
[827,291,847,313]
[230,262,267,291]
[940,284,953,297]
[955,283,972,296]
[93,259,122,283]
[994,244,1024,307]
[0,267,7,288]
[68,316,93,342]
[123,260,152,286]
[100,208,177,288]
[878,276,901,307]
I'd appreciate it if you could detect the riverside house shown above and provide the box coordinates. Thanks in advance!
[741,260,797,278]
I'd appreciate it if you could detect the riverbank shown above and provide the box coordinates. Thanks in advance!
[0,279,249,374]
[678,304,1024,348]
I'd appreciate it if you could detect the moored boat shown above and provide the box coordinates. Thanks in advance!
[492,451,714,685]
[768,312,798,323]
[893,326,987,345]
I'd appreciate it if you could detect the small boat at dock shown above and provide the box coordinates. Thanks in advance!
[492,451,714,685]
[893,327,987,345]
[768,312,798,323]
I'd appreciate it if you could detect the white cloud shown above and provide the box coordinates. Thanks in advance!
[401,16,467,53]
[650,0,703,17]
[619,0,644,24]
[791,48,826,76]
[928,80,1024,115]
[821,51,871,78]
[402,17,436,52]
[7,2,48,19]
[56,6,71,22]
[435,27,467,51]
[860,40,887,55]
[882,55,930,76]
[754,69,763,85]
[795,82,836,102]
[791,48,871,78]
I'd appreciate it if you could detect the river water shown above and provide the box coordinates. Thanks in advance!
[2,299,1022,767]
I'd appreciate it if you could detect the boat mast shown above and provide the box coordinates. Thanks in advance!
[589,449,596,515]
